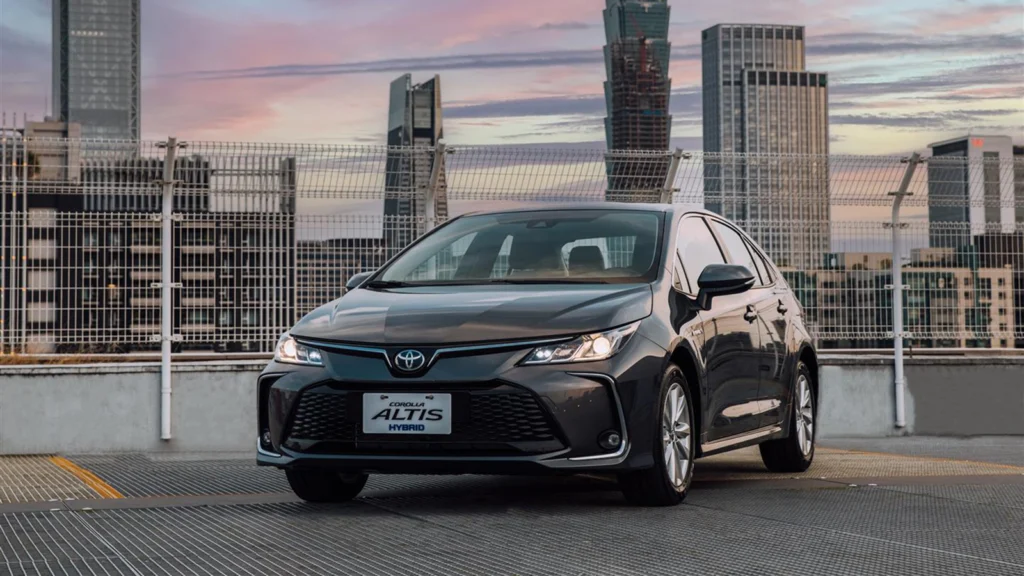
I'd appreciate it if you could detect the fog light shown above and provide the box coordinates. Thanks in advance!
[598,431,622,451]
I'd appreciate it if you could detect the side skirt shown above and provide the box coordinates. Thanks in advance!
[698,424,783,458]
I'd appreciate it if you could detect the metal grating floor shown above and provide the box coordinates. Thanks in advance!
[0,444,1021,574]
[0,486,1021,575]
[65,446,1024,502]
[0,457,103,504]
[821,437,1024,468]
[696,446,1024,479]
[67,454,289,498]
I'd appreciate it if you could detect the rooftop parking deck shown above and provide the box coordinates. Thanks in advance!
[1,438,1022,575]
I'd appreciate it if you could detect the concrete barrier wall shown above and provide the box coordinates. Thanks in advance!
[0,362,261,455]
[0,356,1021,454]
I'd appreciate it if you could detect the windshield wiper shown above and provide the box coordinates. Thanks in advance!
[362,280,411,289]
[486,278,611,285]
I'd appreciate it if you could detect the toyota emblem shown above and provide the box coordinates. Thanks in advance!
[394,349,426,372]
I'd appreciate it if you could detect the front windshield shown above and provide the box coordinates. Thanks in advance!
[375,209,663,285]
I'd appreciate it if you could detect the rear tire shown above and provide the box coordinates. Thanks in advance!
[286,469,369,503]
[618,365,695,507]
[759,361,815,473]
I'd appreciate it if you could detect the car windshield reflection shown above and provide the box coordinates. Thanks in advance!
[375,209,663,286]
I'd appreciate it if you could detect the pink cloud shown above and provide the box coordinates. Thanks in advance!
[914,4,1023,34]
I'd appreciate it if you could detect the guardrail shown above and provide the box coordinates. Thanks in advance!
[2,135,1020,354]
[2,133,1021,436]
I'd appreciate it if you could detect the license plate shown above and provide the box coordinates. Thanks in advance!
[362,393,452,435]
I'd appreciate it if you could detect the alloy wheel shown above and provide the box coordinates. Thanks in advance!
[796,374,814,456]
[661,382,691,490]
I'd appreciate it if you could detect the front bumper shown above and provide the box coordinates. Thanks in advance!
[257,335,667,474]
[258,373,630,473]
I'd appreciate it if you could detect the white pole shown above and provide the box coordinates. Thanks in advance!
[19,134,27,353]
[424,140,446,233]
[660,148,685,204]
[891,201,905,428]
[889,152,920,429]
[160,137,180,440]
[1,118,6,352]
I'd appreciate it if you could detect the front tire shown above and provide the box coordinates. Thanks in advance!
[759,361,815,473]
[619,365,695,507]
[286,469,369,503]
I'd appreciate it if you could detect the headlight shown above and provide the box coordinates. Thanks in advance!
[274,333,324,366]
[521,321,641,365]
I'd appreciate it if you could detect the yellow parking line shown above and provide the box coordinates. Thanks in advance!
[48,456,124,499]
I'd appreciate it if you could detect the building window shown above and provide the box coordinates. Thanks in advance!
[983,151,1002,224]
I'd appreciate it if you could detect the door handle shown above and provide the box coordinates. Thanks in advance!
[777,300,788,314]
[744,306,757,322]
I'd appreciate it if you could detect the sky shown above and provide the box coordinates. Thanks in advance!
[0,0,1022,156]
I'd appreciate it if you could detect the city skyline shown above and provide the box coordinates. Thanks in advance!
[1,0,1021,155]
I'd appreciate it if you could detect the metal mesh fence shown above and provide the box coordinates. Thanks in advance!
[1,134,1021,354]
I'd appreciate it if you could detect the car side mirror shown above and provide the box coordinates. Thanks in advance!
[696,264,756,310]
[345,271,374,291]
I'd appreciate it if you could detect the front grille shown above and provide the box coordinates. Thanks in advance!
[285,384,561,454]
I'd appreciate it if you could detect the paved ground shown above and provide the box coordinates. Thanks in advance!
[0,439,1022,575]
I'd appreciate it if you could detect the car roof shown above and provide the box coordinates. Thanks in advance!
[457,202,721,219]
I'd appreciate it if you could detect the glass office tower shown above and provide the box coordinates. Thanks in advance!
[52,0,140,142]
[383,74,448,257]
[702,24,830,268]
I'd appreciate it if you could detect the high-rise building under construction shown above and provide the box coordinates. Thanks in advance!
[603,0,672,201]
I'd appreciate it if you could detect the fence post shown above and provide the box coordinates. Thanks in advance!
[887,152,921,430]
[19,134,28,353]
[424,139,447,233]
[0,124,6,352]
[660,148,685,204]
[157,137,183,441]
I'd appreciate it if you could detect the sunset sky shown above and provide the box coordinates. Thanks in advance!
[1,0,1022,155]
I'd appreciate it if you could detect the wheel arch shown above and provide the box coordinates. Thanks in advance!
[667,341,705,457]
[797,343,819,407]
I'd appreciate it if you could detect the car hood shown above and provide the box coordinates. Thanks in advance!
[290,283,653,345]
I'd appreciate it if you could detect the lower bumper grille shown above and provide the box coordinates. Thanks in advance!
[288,391,357,441]
[285,384,563,455]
